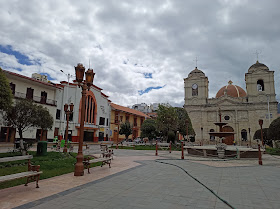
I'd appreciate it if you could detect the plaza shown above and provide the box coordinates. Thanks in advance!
[1,147,280,209]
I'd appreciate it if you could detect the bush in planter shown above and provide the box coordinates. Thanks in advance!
[167,131,175,143]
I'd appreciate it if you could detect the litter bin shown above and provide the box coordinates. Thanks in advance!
[37,141,48,156]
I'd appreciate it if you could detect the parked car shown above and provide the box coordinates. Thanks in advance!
[134,138,143,144]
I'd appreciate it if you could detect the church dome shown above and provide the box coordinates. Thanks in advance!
[248,61,269,73]
[216,81,247,98]
[188,67,205,77]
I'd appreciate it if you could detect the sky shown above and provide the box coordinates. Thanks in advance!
[0,0,279,107]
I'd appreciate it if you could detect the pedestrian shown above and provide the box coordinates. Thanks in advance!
[233,140,236,146]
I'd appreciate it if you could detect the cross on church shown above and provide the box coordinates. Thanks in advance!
[254,50,261,61]
[194,57,198,68]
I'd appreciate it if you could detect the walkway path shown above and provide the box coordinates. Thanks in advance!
[1,149,280,209]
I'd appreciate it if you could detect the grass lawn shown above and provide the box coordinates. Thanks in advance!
[266,147,280,156]
[0,151,101,189]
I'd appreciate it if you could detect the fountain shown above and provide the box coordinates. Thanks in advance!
[209,108,235,158]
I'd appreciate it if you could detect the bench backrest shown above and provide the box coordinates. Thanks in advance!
[0,155,33,163]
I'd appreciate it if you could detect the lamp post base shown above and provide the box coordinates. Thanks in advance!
[74,154,84,176]
[74,162,84,176]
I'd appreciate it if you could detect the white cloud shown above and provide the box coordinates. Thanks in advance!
[0,0,279,107]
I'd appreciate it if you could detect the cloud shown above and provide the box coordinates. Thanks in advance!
[0,0,279,107]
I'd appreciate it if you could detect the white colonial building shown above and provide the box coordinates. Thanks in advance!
[55,81,111,142]
[184,61,278,145]
[0,70,58,142]
[0,70,111,143]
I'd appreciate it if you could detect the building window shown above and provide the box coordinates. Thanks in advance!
[56,109,61,120]
[241,129,247,141]
[120,116,123,122]
[99,117,105,125]
[126,115,129,122]
[141,118,144,126]
[115,112,119,124]
[210,129,215,141]
[41,91,47,104]
[224,115,230,120]
[257,80,264,91]
[106,118,109,126]
[192,83,198,96]
[134,117,137,127]
[85,95,95,124]
[69,112,73,121]
[26,87,34,99]
[10,83,15,95]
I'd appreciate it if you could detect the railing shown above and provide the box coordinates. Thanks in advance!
[14,92,57,106]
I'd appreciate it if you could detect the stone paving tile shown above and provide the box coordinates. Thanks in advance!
[2,149,280,209]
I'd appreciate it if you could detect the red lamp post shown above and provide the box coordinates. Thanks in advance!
[181,140,184,159]
[155,140,158,156]
[74,63,95,176]
[63,103,74,153]
[259,119,264,146]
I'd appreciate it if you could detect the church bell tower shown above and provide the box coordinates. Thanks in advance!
[184,67,209,106]
[245,61,277,103]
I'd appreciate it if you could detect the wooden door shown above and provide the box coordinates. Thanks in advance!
[26,88,34,99]
[222,126,234,145]
[113,130,118,143]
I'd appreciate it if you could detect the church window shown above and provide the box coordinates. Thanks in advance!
[257,80,264,91]
[85,95,95,124]
[241,129,247,141]
[192,83,198,96]
[224,116,230,121]
[210,129,215,141]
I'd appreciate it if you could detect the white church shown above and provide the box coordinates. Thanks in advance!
[184,60,278,145]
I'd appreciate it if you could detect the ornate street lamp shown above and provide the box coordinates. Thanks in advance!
[63,103,74,153]
[74,63,95,176]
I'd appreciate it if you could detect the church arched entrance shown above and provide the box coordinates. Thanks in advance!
[222,126,234,145]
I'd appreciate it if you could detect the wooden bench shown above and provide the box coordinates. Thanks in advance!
[0,155,42,188]
[83,156,112,174]
[100,144,114,159]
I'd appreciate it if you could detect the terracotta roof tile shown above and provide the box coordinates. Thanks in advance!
[110,103,150,118]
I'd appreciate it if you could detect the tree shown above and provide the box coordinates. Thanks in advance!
[0,68,13,111]
[34,105,54,140]
[156,104,178,140]
[253,128,270,146]
[140,119,158,140]
[268,117,280,142]
[4,99,53,154]
[34,105,53,130]
[119,121,132,140]
[175,107,195,138]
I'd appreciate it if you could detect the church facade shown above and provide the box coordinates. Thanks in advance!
[184,61,278,145]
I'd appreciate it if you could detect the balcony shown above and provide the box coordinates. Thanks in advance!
[14,91,57,106]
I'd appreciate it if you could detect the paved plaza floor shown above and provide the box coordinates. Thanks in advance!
[1,147,280,209]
